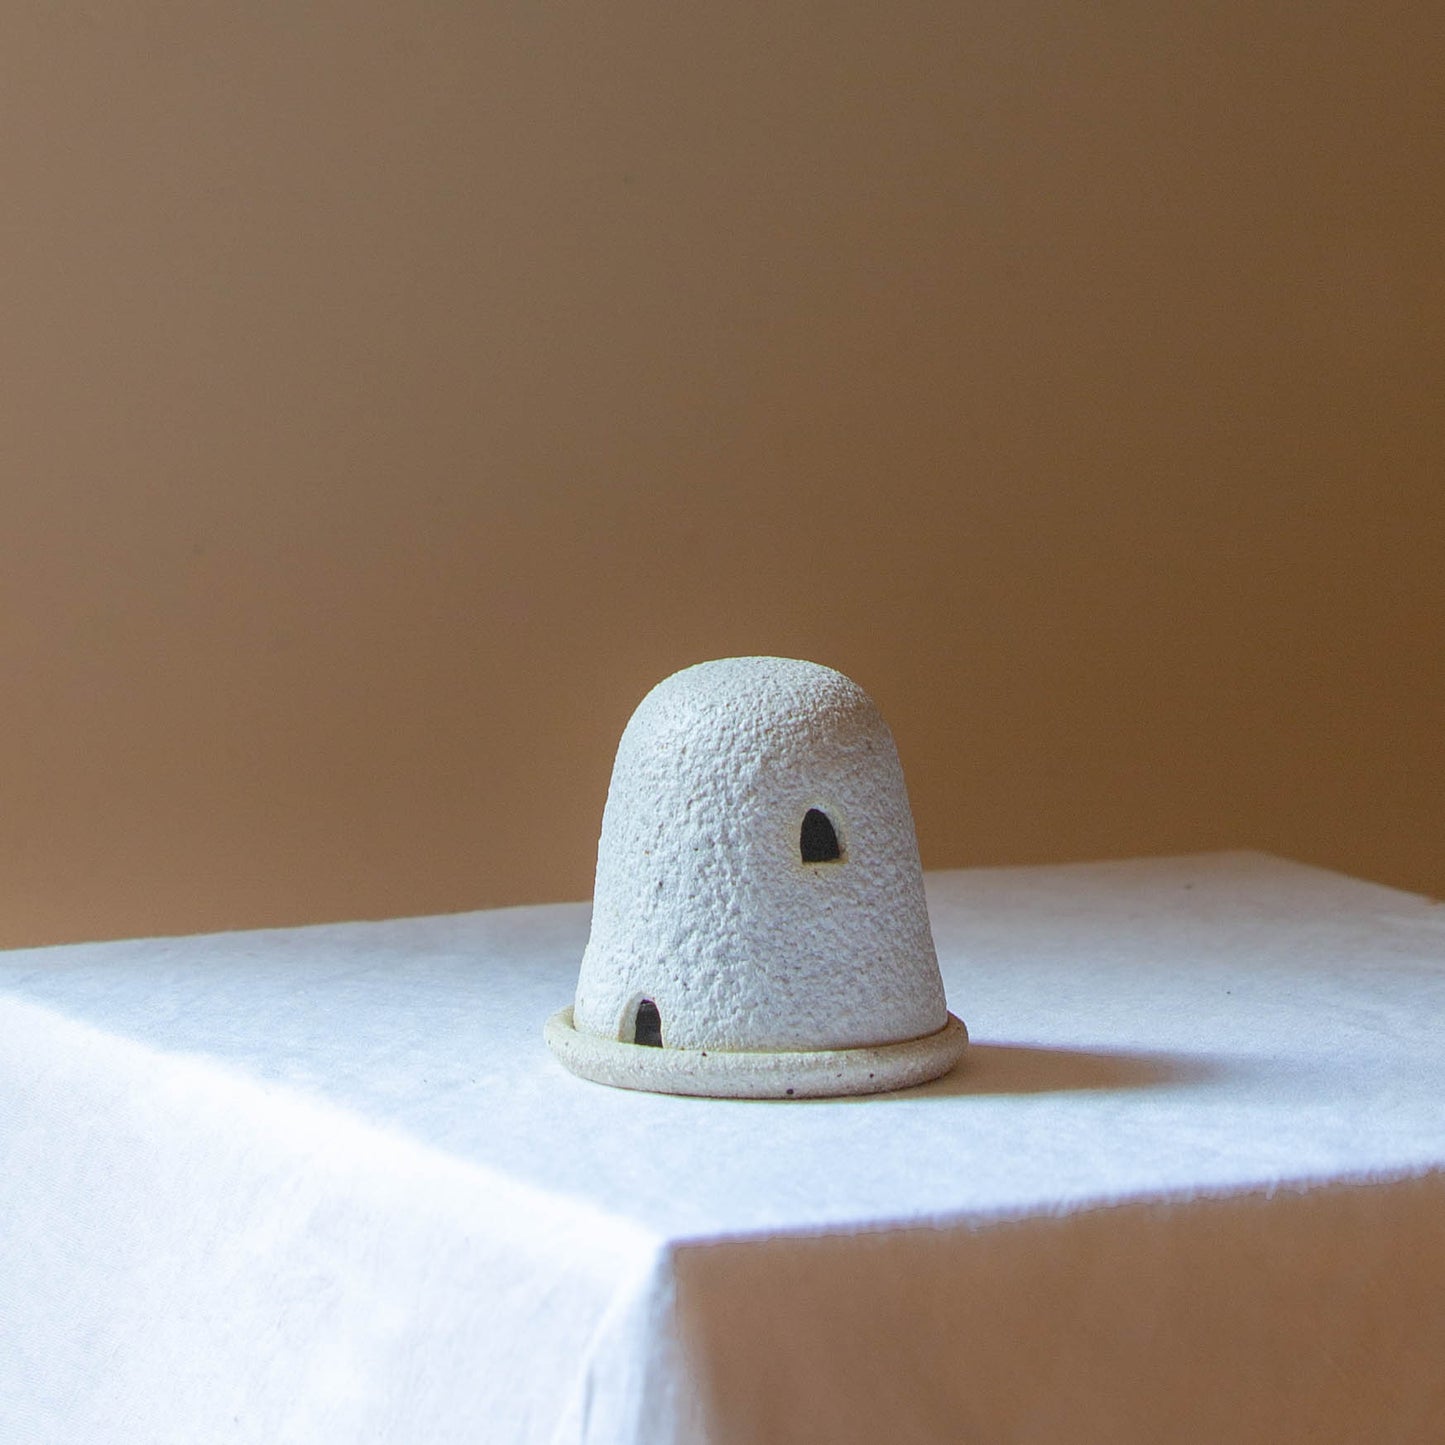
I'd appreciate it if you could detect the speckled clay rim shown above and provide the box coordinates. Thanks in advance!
[544,1007,968,1099]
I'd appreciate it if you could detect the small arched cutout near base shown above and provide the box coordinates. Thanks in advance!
[800,808,842,863]
[633,998,663,1047]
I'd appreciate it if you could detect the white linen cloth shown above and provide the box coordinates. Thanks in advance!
[2,852,1442,1443]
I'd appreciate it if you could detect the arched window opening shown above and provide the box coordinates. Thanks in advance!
[800,808,842,864]
[634,998,663,1047]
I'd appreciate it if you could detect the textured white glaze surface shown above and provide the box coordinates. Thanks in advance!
[572,657,949,1052]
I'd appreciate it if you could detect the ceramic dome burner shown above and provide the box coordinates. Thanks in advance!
[545,657,967,1098]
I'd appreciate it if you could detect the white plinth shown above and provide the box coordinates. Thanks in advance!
[3,853,1443,1444]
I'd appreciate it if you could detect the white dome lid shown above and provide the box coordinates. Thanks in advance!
[547,657,966,1097]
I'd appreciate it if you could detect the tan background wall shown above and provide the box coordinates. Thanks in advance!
[2,2,1440,948]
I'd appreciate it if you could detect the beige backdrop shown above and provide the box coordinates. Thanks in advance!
[2,2,1441,947]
